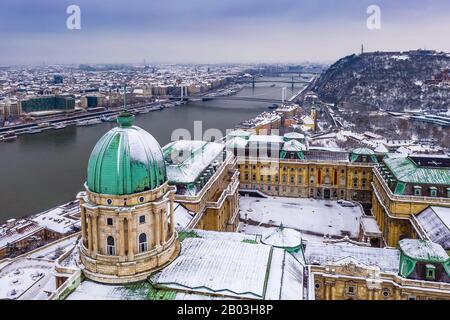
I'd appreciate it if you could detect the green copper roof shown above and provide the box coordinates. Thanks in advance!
[86,114,167,195]
[399,239,450,278]
[384,156,450,185]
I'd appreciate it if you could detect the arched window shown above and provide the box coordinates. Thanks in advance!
[353,178,358,188]
[106,236,115,256]
[139,233,148,253]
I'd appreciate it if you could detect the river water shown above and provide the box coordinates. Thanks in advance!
[0,77,306,221]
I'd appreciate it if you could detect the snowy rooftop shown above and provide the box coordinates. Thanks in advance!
[282,139,306,152]
[305,241,400,273]
[32,206,80,234]
[248,135,284,144]
[151,237,271,299]
[163,140,225,185]
[360,216,382,236]
[415,206,450,250]
[226,136,248,149]
[151,236,304,300]
[283,132,305,140]
[0,220,43,249]
[399,239,449,262]
[240,196,363,238]
[173,204,195,229]
[261,226,302,249]
[0,258,55,300]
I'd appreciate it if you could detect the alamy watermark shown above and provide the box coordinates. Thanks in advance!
[66,5,81,30]
[367,5,381,30]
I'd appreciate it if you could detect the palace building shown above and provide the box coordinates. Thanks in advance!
[227,132,377,209]
[372,154,450,246]
[163,140,240,232]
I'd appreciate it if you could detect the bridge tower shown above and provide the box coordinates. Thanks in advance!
[281,87,287,105]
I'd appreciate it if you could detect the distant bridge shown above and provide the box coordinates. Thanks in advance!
[202,96,283,103]
[170,96,284,103]
[238,76,310,88]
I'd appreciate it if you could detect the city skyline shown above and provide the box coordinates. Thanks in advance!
[1,0,450,65]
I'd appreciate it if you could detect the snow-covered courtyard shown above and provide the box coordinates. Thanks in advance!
[240,195,363,238]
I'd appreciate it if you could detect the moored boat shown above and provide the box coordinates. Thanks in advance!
[3,131,17,142]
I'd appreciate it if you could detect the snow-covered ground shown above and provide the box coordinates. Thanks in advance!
[0,235,79,300]
[240,196,363,238]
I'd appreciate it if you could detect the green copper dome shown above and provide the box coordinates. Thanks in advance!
[86,112,167,195]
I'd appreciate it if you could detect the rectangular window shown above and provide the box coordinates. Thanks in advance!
[290,176,294,184]
[425,265,436,280]
[298,175,302,184]
[139,215,146,224]
[107,218,113,226]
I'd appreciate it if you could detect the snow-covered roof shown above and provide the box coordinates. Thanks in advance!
[374,143,389,154]
[282,139,306,152]
[240,196,363,238]
[226,137,248,149]
[305,242,400,273]
[228,129,252,138]
[0,221,43,249]
[151,237,271,299]
[163,140,225,184]
[0,258,55,300]
[261,226,302,249]
[360,216,382,235]
[248,135,284,144]
[173,204,194,229]
[352,147,375,155]
[283,132,305,140]
[415,206,450,250]
[151,234,304,300]
[32,207,79,234]
[399,239,449,262]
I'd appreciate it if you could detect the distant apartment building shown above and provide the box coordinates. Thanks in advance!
[80,94,106,109]
[0,99,20,120]
[19,95,75,114]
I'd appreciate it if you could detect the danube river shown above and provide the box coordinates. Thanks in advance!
[0,77,306,221]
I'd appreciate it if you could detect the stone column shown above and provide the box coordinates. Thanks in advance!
[154,210,161,247]
[80,206,87,244]
[160,209,165,245]
[169,192,175,236]
[169,200,175,237]
[87,214,93,253]
[119,217,126,257]
[368,289,374,300]
[92,210,99,255]
[127,216,134,259]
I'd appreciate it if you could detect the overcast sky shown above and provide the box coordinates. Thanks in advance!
[1,0,449,65]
